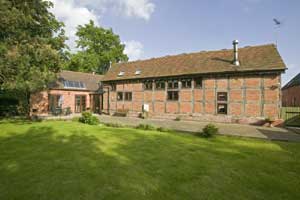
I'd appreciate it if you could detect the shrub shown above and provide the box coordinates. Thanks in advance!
[104,123,124,128]
[79,112,99,125]
[30,115,43,122]
[136,124,156,131]
[139,112,149,119]
[72,117,80,122]
[174,116,181,121]
[198,123,218,138]
[156,127,171,132]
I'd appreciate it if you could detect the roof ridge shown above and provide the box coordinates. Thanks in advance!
[61,70,103,77]
[115,43,276,66]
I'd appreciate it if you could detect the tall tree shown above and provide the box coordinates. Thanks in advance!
[0,0,67,115]
[66,20,128,74]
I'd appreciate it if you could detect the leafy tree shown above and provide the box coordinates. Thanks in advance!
[66,20,128,74]
[0,0,67,115]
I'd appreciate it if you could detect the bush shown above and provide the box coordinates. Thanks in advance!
[174,116,181,121]
[104,123,124,128]
[136,124,156,131]
[198,123,218,138]
[30,115,43,122]
[79,112,99,125]
[156,127,171,132]
[71,117,80,122]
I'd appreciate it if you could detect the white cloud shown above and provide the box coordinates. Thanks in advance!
[49,0,154,50]
[124,40,144,61]
[50,0,99,50]
[77,0,155,20]
[117,0,155,21]
[282,64,299,86]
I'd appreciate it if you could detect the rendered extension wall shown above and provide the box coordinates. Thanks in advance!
[102,74,281,123]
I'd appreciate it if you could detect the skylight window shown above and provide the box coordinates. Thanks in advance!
[135,70,141,75]
[63,80,86,89]
[118,71,125,76]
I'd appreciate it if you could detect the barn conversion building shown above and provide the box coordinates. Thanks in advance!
[31,41,286,124]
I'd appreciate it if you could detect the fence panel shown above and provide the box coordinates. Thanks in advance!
[281,107,300,127]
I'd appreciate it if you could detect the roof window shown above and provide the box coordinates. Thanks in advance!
[135,70,141,75]
[63,80,86,89]
[118,71,125,76]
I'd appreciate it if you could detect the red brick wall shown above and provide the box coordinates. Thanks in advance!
[30,89,92,115]
[103,73,282,119]
[282,85,300,107]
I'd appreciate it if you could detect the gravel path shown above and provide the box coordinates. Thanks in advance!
[98,115,300,142]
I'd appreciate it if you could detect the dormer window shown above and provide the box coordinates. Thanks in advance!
[118,71,125,76]
[135,70,141,75]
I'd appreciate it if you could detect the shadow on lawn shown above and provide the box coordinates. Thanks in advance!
[256,128,300,142]
[0,126,129,200]
[0,125,299,200]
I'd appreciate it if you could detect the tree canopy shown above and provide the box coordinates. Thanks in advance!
[0,0,67,114]
[65,20,128,74]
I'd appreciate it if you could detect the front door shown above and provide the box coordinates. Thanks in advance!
[75,95,86,113]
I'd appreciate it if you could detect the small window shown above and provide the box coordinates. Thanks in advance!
[111,83,116,91]
[217,92,227,101]
[167,91,179,101]
[124,92,132,101]
[194,78,202,88]
[168,80,179,89]
[217,92,228,115]
[217,104,227,114]
[117,92,123,101]
[181,79,192,88]
[144,81,152,90]
[155,80,165,90]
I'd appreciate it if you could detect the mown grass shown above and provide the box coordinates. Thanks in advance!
[0,120,299,200]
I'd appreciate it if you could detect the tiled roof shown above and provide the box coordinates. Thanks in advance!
[282,73,300,90]
[49,70,103,91]
[102,44,286,81]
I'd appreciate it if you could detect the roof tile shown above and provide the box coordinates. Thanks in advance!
[102,44,286,81]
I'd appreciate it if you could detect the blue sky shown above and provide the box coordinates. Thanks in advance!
[50,0,300,85]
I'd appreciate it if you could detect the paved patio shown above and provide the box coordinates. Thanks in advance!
[98,115,300,142]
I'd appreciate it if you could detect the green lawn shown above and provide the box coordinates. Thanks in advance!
[0,120,299,200]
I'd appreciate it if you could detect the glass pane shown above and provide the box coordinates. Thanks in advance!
[175,91,179,100]
[117,92,123,101]
[174,81,178,88]
[217,92,227,101]
[74,81,80,88]
[217,104,227,114]
[82,96,86,111]
[195,78,202,88]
